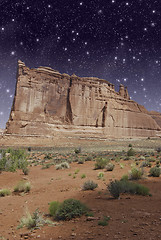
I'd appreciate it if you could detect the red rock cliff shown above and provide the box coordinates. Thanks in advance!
[5,60,161,137]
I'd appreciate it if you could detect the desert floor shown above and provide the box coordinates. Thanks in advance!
[0,136,161,240]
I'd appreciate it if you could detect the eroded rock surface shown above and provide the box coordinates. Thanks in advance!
[5,60,161,138]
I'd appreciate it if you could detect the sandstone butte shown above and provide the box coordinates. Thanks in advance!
[4,60,161,138]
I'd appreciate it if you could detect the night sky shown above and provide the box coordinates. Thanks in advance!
[0,0,161,129]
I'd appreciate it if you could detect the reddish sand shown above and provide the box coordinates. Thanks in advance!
[0,159,161,240]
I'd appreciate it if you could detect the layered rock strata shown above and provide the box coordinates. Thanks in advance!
[5,60,161,138]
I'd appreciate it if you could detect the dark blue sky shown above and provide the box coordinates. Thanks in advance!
[0,0,161,128]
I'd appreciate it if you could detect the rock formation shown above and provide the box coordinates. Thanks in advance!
[5,60,161,138]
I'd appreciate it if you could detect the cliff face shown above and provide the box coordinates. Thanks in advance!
[6,60,161,137]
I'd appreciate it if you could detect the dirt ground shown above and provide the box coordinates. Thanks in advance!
[0,137,161,240]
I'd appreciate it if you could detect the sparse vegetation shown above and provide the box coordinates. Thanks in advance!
[18,209,53,229]
[129,167,143,180]
[0,148,28,172]
[74,168,80,174]
[98,216,110,226]
[74,147,81,154]
[94,158,109,169]
[127,148,135,156]
[82,180,98,190]
[51,199,88,220]
[78,159,84,164]
[97,172,104,179]
[49,201,61,217]
[55,162,70,170]
[149,167,160,177]
[22,167,29,175]
[0,189,11,197]
[105,163,115,171]
[81,174,86,179]
[108,180,150,199]
[14,181,31,193]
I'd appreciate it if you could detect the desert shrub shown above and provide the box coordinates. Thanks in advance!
[140,161,151,168]
[28,147,32,152]
[14,181,31,193]
[149,167,160,177]
[0,148,28,172]
[44,153,52,160]
[74,168,80,174]
[121,174,129,181]
[74,147,81,154]
[49,201,61,217]
[108,180,150,199]
[147,158,156,162]
[98,216,110,226]
[127,148,135,156]
[156,147,161,153]
[120,163,124,169]
[78,159,84,164]
[129,168,143,180]
[105,163,115,171]
[22,167,29,175]
[139,156,145,160]
[128,144,132,148]
[18,209,52,229]
[85,156,92,161]
[81,174,86,179]
[54,199,88,220]
[94,158,109,169]
[55,162,70,170]
[82,180,98,191]
[42,163,51,169]
[0,189,11,197]
[108,180,123,198]
[97,172,104,179]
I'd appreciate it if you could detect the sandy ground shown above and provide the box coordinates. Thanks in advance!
[0,149,161,240]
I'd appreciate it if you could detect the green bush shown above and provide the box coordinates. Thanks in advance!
[156,147,161,153]
[149,167,160,177]
[141,161,151,168]
[85,156,92,161]
[94,158,109,169]
[129,168,143,180]
[97,172,104,179]
[0,148,28,172]
[121,174,129,181]
[18,209,52,229]
[49,201,61,217]
[98,216,110,226]
[128,144,132,148]
[108,180,123,199]
[55,162,70,170]
[0,189,11,197]
[105,163,115,171]
[81,174,86,179]
[139,156,146,160]
[74,147,81,154]
[14,181,31,193]
[127,148,135,156]
[54,199,88,220]
[22,167,29,175]
[82,180,98,191]
[78,159,85,164]
[108,180,150,199]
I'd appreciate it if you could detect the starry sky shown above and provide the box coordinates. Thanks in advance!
[0,0,161,128]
